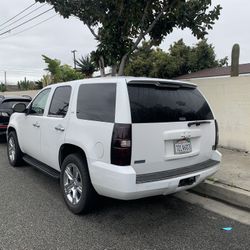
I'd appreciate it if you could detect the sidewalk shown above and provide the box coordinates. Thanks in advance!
[192,148,250,211]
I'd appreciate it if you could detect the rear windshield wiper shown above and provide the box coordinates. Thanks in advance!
[188,121,211,127]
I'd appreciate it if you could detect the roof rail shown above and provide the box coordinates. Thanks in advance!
[0,95,4,99]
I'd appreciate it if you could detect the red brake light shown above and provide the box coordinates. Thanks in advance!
[111,123,132,166]
[213,120,219,150]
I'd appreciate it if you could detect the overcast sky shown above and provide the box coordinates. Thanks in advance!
[0,0,249,83]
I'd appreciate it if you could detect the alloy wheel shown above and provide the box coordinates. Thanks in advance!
[8,137,16,163]
[63,163,83,206]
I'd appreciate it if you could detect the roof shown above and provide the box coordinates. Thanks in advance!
[43,76,196,89]
[176,63,250,80]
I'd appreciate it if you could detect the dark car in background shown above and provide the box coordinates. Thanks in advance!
[0,95,31,137]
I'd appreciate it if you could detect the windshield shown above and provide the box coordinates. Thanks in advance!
[127,83,213,123]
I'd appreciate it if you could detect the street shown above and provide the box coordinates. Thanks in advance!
[0,140,249,250]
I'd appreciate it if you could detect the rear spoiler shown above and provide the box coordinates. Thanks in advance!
[127,80,196,89]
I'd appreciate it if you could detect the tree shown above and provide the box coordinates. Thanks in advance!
[125,39,228,78]
[75,55,96,78]
[42,55,84,83]
[17,78,36,90]
[0,83,6,92]
[189,39,219,72]
[35,0,221,75]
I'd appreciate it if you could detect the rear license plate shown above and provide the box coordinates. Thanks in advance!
[174,139,192,154]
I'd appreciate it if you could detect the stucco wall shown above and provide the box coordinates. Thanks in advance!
[187,76,250,152]
[2,90,38,98]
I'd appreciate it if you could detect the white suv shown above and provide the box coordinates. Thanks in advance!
[7,77,221,214]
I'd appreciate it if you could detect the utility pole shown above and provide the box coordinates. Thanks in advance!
[4,71,6,85]
[71,50,77,69]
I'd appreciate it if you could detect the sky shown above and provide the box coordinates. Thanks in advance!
[0,0,249,83]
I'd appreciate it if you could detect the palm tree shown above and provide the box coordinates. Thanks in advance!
[75,55,96,78]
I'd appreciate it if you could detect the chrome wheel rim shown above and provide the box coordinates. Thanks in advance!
[63,163,83,206]
[8,137,16,163]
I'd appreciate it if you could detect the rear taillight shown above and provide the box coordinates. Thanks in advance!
[213,120,219,150]
[111,123,131,166]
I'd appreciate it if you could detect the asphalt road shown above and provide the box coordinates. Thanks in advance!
[0,139,249,250]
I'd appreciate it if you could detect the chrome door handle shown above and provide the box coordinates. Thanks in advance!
[55,126,65,132]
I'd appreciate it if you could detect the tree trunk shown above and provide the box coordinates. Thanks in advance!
[118,53,129,76]
[111,65,117,76]
[99,56,105,77]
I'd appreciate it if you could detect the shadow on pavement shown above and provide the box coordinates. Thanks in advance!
[0,135,7,144]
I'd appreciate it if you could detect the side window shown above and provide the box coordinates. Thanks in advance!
[29,89,51,116]
[77,83,116,122]
[48,86,72,117]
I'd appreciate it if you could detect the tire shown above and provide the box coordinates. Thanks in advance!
[7,131,23,167]
[60,153,97,214]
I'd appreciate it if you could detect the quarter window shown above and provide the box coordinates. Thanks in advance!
[29,89,51,116]
[77,84,116,122]
[49,86,72,117]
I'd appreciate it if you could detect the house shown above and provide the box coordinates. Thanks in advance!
[176,63,250,80]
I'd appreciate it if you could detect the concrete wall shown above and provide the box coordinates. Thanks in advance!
[187,76,250,152]
[2,90,38,98]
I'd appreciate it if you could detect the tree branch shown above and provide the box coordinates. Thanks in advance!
[131,5,168,54]
[118,4,168,76]
[139,0,152,31]
[86,23,99,40]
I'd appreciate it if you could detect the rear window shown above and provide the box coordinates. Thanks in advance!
[1,100,30,109]
[77,83,116,122]
[127,83,213,123]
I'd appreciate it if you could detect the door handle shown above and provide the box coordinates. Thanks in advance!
[33,123,40,128]
[55,126,65,132]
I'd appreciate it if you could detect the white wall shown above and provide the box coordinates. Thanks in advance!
[187,76,250,152]
[3,90,38,98]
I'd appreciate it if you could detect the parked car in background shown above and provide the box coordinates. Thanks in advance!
[0,95,31,137]
[7,77,221,214]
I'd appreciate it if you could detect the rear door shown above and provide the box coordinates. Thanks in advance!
[127,81,216,175]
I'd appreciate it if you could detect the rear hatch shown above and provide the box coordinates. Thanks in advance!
[127,80,216,176]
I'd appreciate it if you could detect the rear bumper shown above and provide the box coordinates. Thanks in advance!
[90,150,221,200]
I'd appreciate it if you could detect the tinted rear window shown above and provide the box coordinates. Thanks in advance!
[128,83,213,123]
[77,83,116,122]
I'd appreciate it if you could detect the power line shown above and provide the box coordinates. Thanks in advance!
[0,8,54,37]
[0,14,58,41]
[0,2,37,28]
[0,3,47,33]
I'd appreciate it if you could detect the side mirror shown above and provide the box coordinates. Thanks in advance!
[13,103,27,113]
